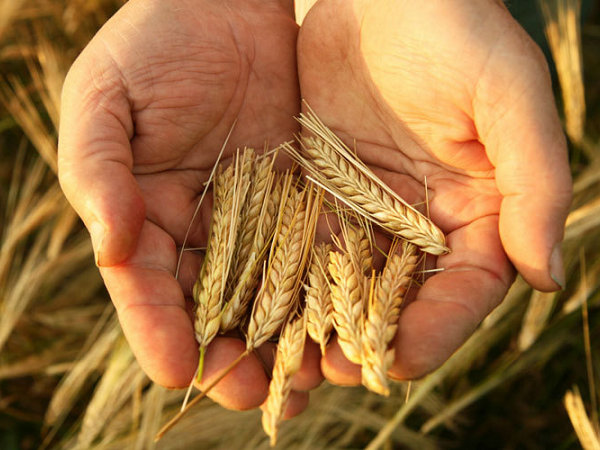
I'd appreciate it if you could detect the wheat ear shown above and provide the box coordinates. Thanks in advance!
[245,177,305,350]
[282,109,448,255]
[262,313,307,446]
[341,218,373,307]
[362,242,417,395]
[305,242,333,355]
[228,148,260,280]
[193,159,242,381]
[247,179,320,351]
[220,157,279,332]
[329,250,364,365]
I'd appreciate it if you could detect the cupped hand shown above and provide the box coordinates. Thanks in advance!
[297,0,572,383]
[58,0,322,412]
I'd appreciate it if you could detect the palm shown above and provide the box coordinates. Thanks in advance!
[297,0,559,380]
[98,0,299,246]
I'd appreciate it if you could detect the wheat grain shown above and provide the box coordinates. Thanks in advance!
[305,242,333,354]
[329,250,364,365]
[262,313,307,446]
[362,242,417,395]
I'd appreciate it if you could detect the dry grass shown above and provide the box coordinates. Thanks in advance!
[564,386,600,450]
[539,0,586,148]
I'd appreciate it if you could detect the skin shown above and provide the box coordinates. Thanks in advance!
[58,0,572,417]
[299,0,572,384]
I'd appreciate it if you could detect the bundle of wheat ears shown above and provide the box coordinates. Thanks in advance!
[156,110,449,445]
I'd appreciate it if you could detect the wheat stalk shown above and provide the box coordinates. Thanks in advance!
[362,241,417,395]
[261,313,307,446]
[282,108,449,255]
[305,242,333,354]
[329,250,364,365]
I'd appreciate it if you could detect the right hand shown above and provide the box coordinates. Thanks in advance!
[58,0,322,412]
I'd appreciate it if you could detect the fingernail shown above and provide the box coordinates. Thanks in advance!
[89,221,105,266]
[549,243,565,290]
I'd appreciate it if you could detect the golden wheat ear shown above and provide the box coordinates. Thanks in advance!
[282,106,449,256]
[220,153,278,332]
[305,241,334,355]
[328,249,364,365]
[262,312,308,446]
[193,148,249,382]
[362,241,417,395]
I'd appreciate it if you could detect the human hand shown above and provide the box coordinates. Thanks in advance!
[58,0,322,413]
[297,0,572,383]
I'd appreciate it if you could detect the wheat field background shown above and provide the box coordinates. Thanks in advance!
[1,0,599,449]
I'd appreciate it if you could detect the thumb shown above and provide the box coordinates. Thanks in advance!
[58,54,145,267]
[475,27,572,291]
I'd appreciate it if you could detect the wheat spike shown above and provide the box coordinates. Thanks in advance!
[342,219,373,307]
[347,223,372,276]
[193,160,243,379]
[262,313,307,446]
[246,178,307,351]
[305,242,333,354]
[282,109,448,255]
[220,157,279,332]
[229,148,260,279]
[362,242,417,395]
[329,250,364,365]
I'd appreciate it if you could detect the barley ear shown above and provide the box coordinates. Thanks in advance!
[305,242,333,354]
[193,156,244,381]
[329,250,364,365]
[220,159,279,332]
[282,109,449,255]
[262,313,307,446]
[362,242,417,395]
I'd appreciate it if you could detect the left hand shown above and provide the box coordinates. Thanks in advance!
[297,0,572,383]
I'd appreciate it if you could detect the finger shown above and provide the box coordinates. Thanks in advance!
[176,250,204,298]
[282,390,309,420]
[390,215,514,379]
[197,337,269,411]
[291,340,324,391]
[260,390,310,420]
[101,221,198,388]
[58,52,145,267]
[255,340,324,392]
[474,24,572,291]
[321,335,361,386]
